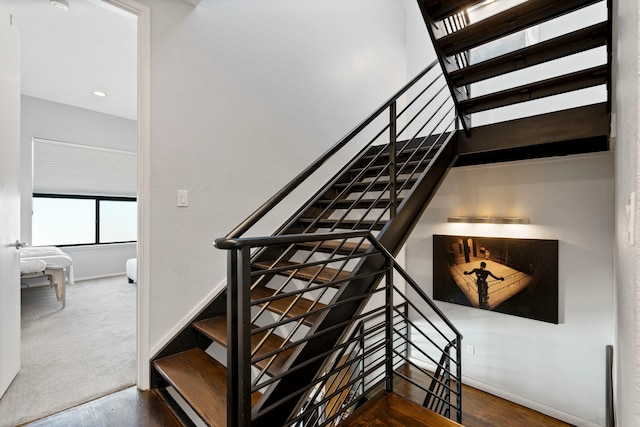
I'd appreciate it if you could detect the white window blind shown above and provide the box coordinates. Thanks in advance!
[33,138,137,197]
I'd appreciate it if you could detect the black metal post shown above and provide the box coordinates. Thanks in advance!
[389,101,397,219]
[227,250,240,427]
[359,323,365,397]
[455,334,463,423]
[385,259,394,392]
[227,247,253,427]
[606,345,614,427]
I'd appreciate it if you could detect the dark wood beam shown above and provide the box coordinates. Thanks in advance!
[449,21,608,87]
[457,103,610,155]
[421,0,479,22]
[459,65,607,114]
[438,0,602,56]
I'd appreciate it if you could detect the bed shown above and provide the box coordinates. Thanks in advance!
[126,258,137,283]
[20,246,74,308]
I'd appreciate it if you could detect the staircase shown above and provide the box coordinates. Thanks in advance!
[149,1,612,426]
[419,0,611,165]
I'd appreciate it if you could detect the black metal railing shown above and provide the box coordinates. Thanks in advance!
[214,54,459,427]
[216,231,462,426]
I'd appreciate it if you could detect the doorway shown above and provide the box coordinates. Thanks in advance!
[0,0,149,424]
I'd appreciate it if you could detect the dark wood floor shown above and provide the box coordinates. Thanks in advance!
[20,381,574,427]
[18,387,184,427]
[392,364,574,427]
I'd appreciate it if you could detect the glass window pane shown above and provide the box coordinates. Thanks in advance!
[32,198,96,246]
[99,200,137,243]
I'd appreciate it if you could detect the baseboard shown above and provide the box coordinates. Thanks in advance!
[409,357,601,427]
[74,272,127,282]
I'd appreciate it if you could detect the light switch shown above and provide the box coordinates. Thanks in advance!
[177,190,188,207]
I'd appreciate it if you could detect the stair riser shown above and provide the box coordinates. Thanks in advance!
[165,387,208,427]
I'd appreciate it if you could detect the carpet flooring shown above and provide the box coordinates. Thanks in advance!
[0,276,136,427]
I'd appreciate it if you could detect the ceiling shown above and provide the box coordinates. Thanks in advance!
[3,0,137,121]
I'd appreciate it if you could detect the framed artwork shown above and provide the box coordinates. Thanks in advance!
[433,235,559,324]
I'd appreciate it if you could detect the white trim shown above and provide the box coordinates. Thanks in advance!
[101,0,151,391]
[74,272,128,282]
[409,357,601,427]
[149,280,227,357]
[60,242,137,251]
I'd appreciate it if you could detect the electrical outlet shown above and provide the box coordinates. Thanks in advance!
[467,344,475,355]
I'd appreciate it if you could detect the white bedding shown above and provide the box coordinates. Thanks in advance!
[20,259,47,274]
[20,246,74,308]
[20,246,74,282]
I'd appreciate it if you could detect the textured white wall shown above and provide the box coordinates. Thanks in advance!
[403,0,437,79]
[20,95,138,278]
[136,0,409,348]
[612,0,640,425]
[404,154,614,426]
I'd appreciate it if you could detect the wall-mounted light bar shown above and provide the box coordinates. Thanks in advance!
[447,216,530,224]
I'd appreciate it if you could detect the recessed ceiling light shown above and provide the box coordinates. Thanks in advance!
[50,0,70,12]
[93,91,107,97]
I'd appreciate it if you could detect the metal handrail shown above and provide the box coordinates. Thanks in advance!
[223,60,440,240]
[216,43,459,426]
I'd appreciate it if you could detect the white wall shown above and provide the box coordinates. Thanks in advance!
[404,153,614,426]
[20,95,138,279]
[403,0,437,79]
[612,0,640,425]
[138,0,410,350]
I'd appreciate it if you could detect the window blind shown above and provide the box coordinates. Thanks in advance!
[33,138,137,197]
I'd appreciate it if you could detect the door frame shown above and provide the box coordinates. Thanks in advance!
[103,0,151,389]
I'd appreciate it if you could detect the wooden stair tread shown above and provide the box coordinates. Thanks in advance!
[297,218,385,231]
[449,21,608,87]
[337,392,462,427]
[296,240,371,255]
[153,348,261,427]
[315,199,397,209]
[334,177,418,190]
[350,159,427,173]
[437,0,600,56]
[459,64,607,114]
[193,316,293,376]
[251,286,325,326]
[254,260,352,285]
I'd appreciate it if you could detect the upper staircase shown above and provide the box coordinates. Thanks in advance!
[149,1,612,426]
[418,0,611,165]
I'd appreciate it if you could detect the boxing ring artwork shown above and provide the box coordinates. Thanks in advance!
[433,235,559,324]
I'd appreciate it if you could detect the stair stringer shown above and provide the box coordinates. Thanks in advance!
[250,132,459,426]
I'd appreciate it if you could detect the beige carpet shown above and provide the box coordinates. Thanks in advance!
[0,276,136,427]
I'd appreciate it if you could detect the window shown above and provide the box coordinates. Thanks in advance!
[32,194,137,246]
[31,138,137,246]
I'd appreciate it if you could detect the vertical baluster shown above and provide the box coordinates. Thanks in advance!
[455,335,463,423]
[389,102,397,219]
[359,322,366,398]
[444,356,451,418]
[385,259,394,392]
